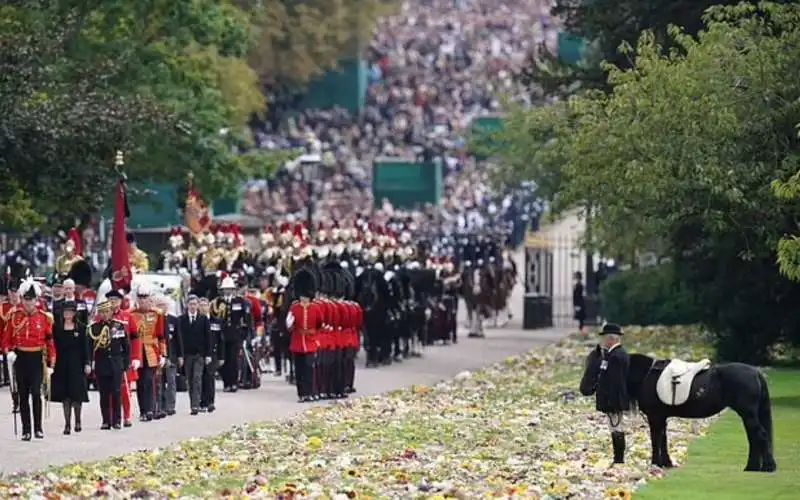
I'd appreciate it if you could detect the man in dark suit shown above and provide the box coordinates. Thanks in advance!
[156,296,182,418]
[179,295,212,415]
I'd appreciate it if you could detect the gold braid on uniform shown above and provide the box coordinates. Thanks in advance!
[88,324,111,357]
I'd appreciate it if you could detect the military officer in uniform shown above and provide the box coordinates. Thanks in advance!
[2,279,55,440]
[87,299,131,430]
[200,295,224,413]
[211,276,249,392]
[594,323,631,465]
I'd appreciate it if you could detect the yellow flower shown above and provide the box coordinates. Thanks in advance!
[412,384,431,394]
[307,436,323,448]
[222,460,240,471]
[429,495,446,500]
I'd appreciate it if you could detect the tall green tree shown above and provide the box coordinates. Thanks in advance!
[498,2,800,361]
[526,0,773,97]
[0,1,289,230]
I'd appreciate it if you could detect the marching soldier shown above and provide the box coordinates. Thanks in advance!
[104,289,140,428]
[0,279,21,387]
[2,279,56,441]
[87,299,130,430]
[131,286,166,421]
[286,268,321,402]
[241,279,264,389]
[196,231,224,298]
[210,276,249,392]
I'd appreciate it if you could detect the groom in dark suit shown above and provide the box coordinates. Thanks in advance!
[178,295,212,414]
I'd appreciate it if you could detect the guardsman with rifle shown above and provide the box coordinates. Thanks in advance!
[2,278,56,441]
[286,268,321,403]
[130,286,167,421]
[211,276,249,392]
[87,299,130,430]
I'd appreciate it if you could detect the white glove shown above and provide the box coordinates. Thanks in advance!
[286,311,295,329]
[132,359,141,371]
[278,275,289,287]
[159,356,166,368]
[251,337,260,347]
[425,308,432,319]
[204,356,212,365]
[5,351,17,365]
[47,367,54,378]
[84,364,92,376]
[91,362,95,373]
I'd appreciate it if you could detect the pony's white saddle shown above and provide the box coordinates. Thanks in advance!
[656,358,711,406]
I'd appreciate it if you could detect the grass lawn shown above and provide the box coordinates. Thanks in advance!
[635,369,800,500]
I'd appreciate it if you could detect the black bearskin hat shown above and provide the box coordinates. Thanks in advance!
[68,259,94,288]
[292,268,317,298]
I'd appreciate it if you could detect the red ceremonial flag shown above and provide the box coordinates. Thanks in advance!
[185,174,211,236]
[111,177,131,291]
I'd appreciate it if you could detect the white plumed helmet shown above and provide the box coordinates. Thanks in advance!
[220,277,236,289]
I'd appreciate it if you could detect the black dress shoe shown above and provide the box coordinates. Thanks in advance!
[100,423,111,430]
[112,423,122,430]
[74,424,82,433]
[190,408,199,415]
[154,412,166,420]
[34,431,44,439]
[63,426,71,435]
[21,433,31,441]
[123,420,132,428]
[207,404,215,413]
[167,410,176,416]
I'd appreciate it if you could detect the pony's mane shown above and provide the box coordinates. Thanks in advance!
[626,353,658,412]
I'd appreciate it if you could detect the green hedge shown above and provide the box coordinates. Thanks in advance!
[599,265,703,326]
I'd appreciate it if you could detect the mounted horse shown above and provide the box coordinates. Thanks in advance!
[487,259,515,327]
[580,346,776,472]
[460,262,494,338]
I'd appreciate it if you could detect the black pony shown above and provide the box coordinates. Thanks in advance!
[580,346,777,472]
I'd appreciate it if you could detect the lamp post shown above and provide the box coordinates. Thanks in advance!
[296,153,321,236]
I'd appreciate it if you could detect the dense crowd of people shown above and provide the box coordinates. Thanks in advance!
[242,0,555,236]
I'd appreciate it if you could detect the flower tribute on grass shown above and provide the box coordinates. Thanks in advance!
[1,326,716,498]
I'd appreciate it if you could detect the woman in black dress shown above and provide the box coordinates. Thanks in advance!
[50,301,90,434]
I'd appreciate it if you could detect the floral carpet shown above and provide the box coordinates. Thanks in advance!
[1,326,717,499]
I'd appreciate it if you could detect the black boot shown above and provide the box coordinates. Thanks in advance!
[612,431,626,464]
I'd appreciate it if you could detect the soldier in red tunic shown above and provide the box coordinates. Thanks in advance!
[345,296,363,394]
[0,280,22,388]
[315,272,334,399]
[286,268,320,403]
[2,279,56,441]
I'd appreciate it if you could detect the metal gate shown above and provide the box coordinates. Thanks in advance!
[525,232,588,328]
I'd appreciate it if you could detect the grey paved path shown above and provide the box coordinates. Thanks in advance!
[0,252,571,473]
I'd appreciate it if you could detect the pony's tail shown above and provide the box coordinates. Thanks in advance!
[758,371,774,456]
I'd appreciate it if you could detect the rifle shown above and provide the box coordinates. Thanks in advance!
[8,357,18,436]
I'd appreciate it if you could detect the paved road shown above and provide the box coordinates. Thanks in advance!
[0,252,571,473]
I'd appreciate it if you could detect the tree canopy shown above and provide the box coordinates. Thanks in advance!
[236,0,397,87]
[0,0,291,230]
[526,0,776,97]
[498,2,800,361]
